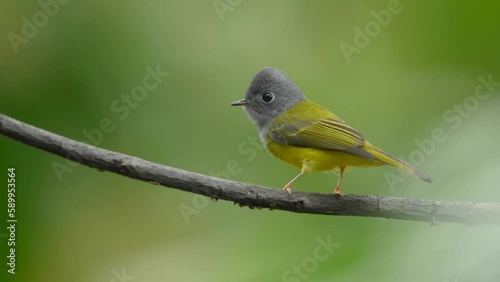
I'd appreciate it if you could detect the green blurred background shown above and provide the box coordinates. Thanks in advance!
[1,0,500,281]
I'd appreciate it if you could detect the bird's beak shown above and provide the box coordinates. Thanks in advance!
[230,99,248,106]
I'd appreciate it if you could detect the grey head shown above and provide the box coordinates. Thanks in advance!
[231,67,306,129]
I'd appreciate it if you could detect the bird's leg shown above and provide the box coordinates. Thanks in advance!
[334,166,346,196]
[283,167,306,194]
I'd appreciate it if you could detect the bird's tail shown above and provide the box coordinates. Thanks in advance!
[368,147,432,183]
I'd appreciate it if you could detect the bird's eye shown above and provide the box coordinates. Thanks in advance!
[261,92,274,103]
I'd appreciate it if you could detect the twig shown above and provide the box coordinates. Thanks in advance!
[1,113,499,224]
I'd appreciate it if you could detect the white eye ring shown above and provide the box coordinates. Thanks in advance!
[261,92,274,103]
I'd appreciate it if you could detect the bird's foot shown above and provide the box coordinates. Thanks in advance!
[282,184,292,195]
[334,186,343,198]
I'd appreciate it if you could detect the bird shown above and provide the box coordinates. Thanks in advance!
[231,67,432,195]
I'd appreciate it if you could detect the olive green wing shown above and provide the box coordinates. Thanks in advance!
[268,118,376,161]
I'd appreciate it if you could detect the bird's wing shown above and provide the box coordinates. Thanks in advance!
[268,117,376,161]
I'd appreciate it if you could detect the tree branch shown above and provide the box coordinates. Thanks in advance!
[1,113,499,225]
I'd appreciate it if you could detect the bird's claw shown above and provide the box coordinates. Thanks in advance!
[282,185,292,195]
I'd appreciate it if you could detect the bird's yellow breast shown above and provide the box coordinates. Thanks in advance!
[265,135,379,172]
